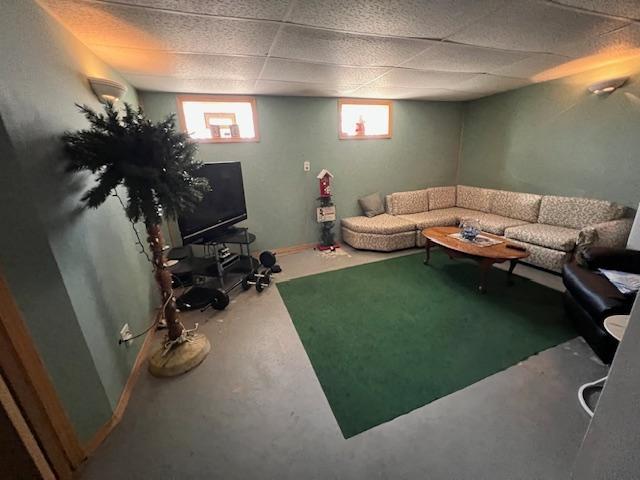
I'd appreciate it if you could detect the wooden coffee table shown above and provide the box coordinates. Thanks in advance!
[422,226,530,293]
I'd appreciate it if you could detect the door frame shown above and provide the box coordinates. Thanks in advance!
[0,373,56,479]
[0,266,85,478]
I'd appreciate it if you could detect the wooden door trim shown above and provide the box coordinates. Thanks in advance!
[0,267,85,478]
[0,373,56,479]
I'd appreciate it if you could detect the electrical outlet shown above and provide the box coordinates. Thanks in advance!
[303,161,310,172]
[120,323,133,345]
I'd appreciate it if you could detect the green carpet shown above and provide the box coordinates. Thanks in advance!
[277,251,576,438]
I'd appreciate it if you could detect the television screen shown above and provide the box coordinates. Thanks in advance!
[178,162,247,243]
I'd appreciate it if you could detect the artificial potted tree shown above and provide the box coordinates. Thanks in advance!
[62,102,211,376]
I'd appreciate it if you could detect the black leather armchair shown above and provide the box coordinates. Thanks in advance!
[562,247,640,364]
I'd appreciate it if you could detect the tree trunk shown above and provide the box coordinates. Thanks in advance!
[146,223,183,341]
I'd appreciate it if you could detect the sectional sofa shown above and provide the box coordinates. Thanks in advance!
[341,185,634,272]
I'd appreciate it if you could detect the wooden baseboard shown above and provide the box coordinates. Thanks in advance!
[272,242,316,256]
[82,322,157,457]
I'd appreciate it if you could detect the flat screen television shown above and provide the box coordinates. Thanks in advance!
[178,162,247,244]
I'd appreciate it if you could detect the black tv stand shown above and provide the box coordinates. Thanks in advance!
[173,228,257,311]
[200,227,256,245]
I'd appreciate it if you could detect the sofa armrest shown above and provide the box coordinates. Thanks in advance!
[580,246,640,273]
[578,218,634,249]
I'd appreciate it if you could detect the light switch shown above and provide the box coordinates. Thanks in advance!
[303,161,310,172]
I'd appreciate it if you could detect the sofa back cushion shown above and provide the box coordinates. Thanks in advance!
[538,195,624,229]
[385,194,394,214]
[427,186,456,210]
[490,190,542,223]
[390,189,429,215]
[456,185,493,213]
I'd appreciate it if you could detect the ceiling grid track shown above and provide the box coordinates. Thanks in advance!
[253,0,299,90]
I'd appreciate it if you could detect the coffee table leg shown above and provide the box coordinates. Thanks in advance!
[424,238,431,265]
[478,258,493,294]
[508,259,518,286]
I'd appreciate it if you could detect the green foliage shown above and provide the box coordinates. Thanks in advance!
[62,102,209,226]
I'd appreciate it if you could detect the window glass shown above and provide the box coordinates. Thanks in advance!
[339,100,391,139]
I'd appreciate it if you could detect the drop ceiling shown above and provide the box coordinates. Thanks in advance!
[39,0,640,100]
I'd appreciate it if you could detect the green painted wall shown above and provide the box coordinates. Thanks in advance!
[5,0,638,448]
[459,59,640,208]
[140,94,463,251]
[0,0,156,441]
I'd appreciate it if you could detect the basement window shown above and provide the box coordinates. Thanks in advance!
[338,99,392,140]
[177,95,259,143]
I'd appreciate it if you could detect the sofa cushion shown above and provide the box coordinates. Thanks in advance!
[456,185,494,213]
[358,192,385,218]
[505,223,580,252]
[490,190,542,223]
[579,247,640,274]
[385,194,393,214]
[390,189,429,215]
[509,239,570,273]
[398,207,474,229]
[427,186,456,210]
[342,228,416,252]
[538,195,623,229]
[563,261,631,322]
[468,213,529,236]
[341,214,415,235]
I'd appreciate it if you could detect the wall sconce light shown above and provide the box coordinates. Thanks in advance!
[587,77,628,96]
[88,77,127,104]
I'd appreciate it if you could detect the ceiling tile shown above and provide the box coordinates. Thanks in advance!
[403,42,529,73]
[369,68,479,89]
[489,53,572,78]
[552,23,640,58]
[270,25,429,67]
[288,0,507,38]
[254,80,355,97]
[40,0,279,56]
[111,0,291,20]
[90,46,266,79]
[39,0,640,100]
[260,58,388,84]
[449,0,628,53]
[124,74,258,94]
[452,74,531,94]
[552,1,640,20]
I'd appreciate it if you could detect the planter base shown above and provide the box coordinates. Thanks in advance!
[148,333,210,377]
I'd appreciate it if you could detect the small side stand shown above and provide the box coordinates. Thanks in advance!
[316,169,339,251]
[317,196,338,251]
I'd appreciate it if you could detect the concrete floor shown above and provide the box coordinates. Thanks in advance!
[80,246,607,480]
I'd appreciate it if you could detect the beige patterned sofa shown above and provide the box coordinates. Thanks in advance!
[341,185,634,272]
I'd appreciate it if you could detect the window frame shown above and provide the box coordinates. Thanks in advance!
[338,98,393,140]
[176,95,260,144]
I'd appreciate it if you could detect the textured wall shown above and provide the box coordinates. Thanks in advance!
[0,0,156,441]
[459,58,640,207]
[140,94,463,250]
[571,297,640,479]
